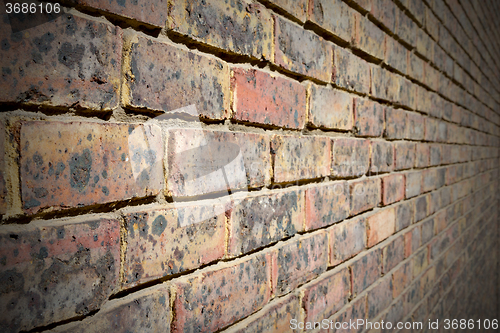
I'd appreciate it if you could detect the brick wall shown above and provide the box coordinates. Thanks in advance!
[0,0,499,332]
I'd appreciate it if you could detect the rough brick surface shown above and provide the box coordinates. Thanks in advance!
[382,174,405,205]
[354,15,385,60]
[351,249,381,295]
[0,121,5,215]
[366,207,396,247]
[308,0,356,42]
[333,46,371,94]
[371,140,394,173]
[354,98,384,137]
[309,85,353,130]
[328,216,367,266]
[305,181,349,230]
[332,138,370,178]
[349,177,381,215]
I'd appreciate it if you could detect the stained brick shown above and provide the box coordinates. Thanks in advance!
[408,52,425,83]
[415,143,430,168]
[405,170,422,198]
[0,121,5,215]
[332,138,370,178]
[328,216,367,266]
[392,261,412,298]
[382,174,405,205]
[354,15,385,60]
[349,177,381,215]
[354,98,384,137]
[406,112,425,140]
[231,68,306,129]
[167,0,273,60]
[414,195,429,222]
[351,249,381,295]
[265,0,307,22]
[367,278,393,320]
[397,9,417,46]
[309,85,353,130]
[371,66,401,102]
[305,182,349,231]
[308,0,356,42]
[366,207,396,247]
[394,141,416,170]
[396,200,414,231]
[385,107,406,139]
[371,140,394,173]
[382,236,405,273]
[412,247,429,278]
[385,36,407,74]
[329,295,366,333]
[333,47,371,94]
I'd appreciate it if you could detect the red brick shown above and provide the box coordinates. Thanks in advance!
[172,252,272,332]
[166,129,270,197]
[394,141,416,170]
[399,77,417,109]
[272,232,328,296]
[354,98,384,137]
[350,249,382,295]
[370,140,394,173]
[407,52,425,83]
[412,247,429,278]
[382,174,405,205]
[302,267,350,322]
[231,68,306,129]
[19,121,163,214]
[416,28,434,61]
[396,200,414,231]
[328,216,367,266]
[333,46,371,94]
[392,261,412,298]
[123,200,227,288]
[0,14,121,111]
[0,217,120,332]
[223,293,301,333]
[371,66,401,102]
[0,121,5,215]
[167,0,273,60]
[429,144,441,166]
[305,182,349,231]
[229,188,304,256]
[354,14,385,60]
[266,0,307,22]
[414,195,429,222]
[308,0,356,42]
[122,35,229,119]
[404,226,421,258]
[419,266,436,298]
[332,138,370,178]
[424,117,439,142]
[366,207,396,247]
[274,15,333,82]
[382,236,405,273]
[422,168,446,193]
[271,135,331,183]
[406,112,425,140]
[367,277,393,320]
[405,170,422,198]
[397,9,417,46]
[385,36,407,74]
[309,85,353,130]
[385,107,406,139]
[402,280,421,316]
[421,218,435,244]
[329,295,366,333]
[414,143,430,168]
[349,177,381,215]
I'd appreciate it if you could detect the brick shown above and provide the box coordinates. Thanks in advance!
[371,66,401,102]
[366,207,396,247]
[0,121,5,215]
[397,9,417,46]
[394,141,416,170]
[382,174,405,205]
[408,52,425,83]
[367,278,393,320]
[328,216,367,266]
[271,135,331,183]
[19,121,163,214]
[399,77,417,109]
[0,217,120,332]
[302,267,350,322]
[414,143,430,168]
[231,68,306,129]
[329,295,366,333]
[333,46,371,94]
[172,252,272,333]
[167,0,273,60]
[51,285,171,333]
[354,14,385,60]
[385,107,406,139]
[403,280,421,316]
[370,140,394,173]
[222,293,301,333]
[404,226,421,258]
[305,182,349,231]
[354,98,384,137]
[412,247,429,278]
[382,236,405,273]
[123,200,227,288]
[396,200,414,231]
[309,85,353,130]
[351,249,381,295]
[392,261,412,298]
[406,112,425,140]
[332,138,370,178]
[385,36,407,74]
[416,28,433,61]
[424,117,439,142]
[122,35,229,119]
[273,232,328,296]
[166,129,270,197]
[0,13,121,110]
[405,170,422,198]
[274,15,332,81]
[370,0,398,32]
[349,177,381,215]
[414,195,429,222]
[429,144,441,166]
[421,218,434,244]
[308,0,356,42]
[265,0,307,22]
[229,188,304,256]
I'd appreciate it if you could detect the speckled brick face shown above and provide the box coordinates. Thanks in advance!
[0,121,6,215]
[354,98,384,137]
[231,68,306,129]
[20,121,163,214]
[305,181,349,230]
[370,140,394,173]
[354,16,385,60]
[349,177,381,215]
[167,0,273,61]
[122,35,229,119]
[228,188,304,256]
[333,46,371,94]
[0,218,120,332]
[332,138,370,177]
[172,252,272,333]
[382,174,405,205]
[122,200,227,289]
[309,85,353,130]
[329,216,366,266]
[308,0,356,43]
[0,13,121,110]
[350,249,381,295]
[394,141,416,170]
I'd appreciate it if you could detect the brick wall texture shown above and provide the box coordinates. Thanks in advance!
[0,0,499,332]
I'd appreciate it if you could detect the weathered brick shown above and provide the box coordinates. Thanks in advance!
[382,174,405,205]
[349,177,381,215]
[414,143,430,168]
[397,9,417,46]
[351,249,381,295]
[407,52,425,83]
[172,252,272,333]
[328,216,367,266]
[308,0,356,42]
[309,85,353,130]
[302,267,350,322]
[354,14,385,60]
[305,182,349,231]
[122,200,227,288]
[404,226,421,258]
[406,112,425,140]
[371,66,401,102]
[370,140,394,173]
[273,232,328,296]
[382,236,405,273]
[0,121,5,215]
[274,15,332,81]
[271,135,331,183]
[416,28,433,61]
[385,107,406,139]
[414,195,429,222]
[265,0,307,22]
[354,98,384,137]
[405,170,422,198]
[332,138,370,178]
[229,188,304,256]
[396,200,414,231]
[412,247,429,278]
[385,36,407,74]
[421,217,434,244]
[399,77,417,109]
[0,13,121,110]
[367,277,393,320]
[366,207,396,247]
[122,35,229,119]
[20,121,163,214]
[231,68,306,129]
[166,129,270,197]
[392,261,412,298]
[0,217,120,332]
[329,295,366,333]
[424,117,439,142]
[394,141,416,170]
[167,0,273,60]
[333,46,371,94]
